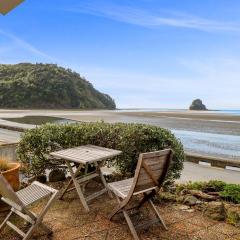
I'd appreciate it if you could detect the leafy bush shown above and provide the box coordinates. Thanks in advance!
[17,122,184,181]
[176,180,240,204]
[204,180,226,192]
[176,181,204,193]
[176,180,227,193]
[220,184,240,204]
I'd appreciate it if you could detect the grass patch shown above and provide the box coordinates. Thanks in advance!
[177,180,240,204]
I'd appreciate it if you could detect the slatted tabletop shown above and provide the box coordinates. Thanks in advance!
[50,145,122,164]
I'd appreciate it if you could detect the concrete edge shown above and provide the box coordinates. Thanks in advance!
[185,152,240,169]
[0,143,18,147]
[0,124,26,132]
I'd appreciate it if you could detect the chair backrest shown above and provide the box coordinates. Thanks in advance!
[132,149,173,194]
[0,174,23,209]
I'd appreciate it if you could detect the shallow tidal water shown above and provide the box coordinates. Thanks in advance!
[172,130,240,160]
[2,112,240,160]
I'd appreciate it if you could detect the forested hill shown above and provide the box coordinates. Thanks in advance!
[0,63,116,109]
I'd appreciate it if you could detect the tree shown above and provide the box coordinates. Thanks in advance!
[0,63,116,109]
[189,99,207,110]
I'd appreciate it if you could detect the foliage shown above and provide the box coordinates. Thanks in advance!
[17,122,184,181]
[176,180,240,204]
[176,181,205,193]
[204,180,226,192]
[227,210,240,226]
[0,63,115,109]
[220,184,240,204]
[176,180,227,193]
[0,158,11,172]
[189,99,207,110]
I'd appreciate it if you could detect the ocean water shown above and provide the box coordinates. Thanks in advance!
[218,110,240,115]
[118,108,240,116]
[2,109,240,160]
[172,130,240,160]
[115,111,240,160]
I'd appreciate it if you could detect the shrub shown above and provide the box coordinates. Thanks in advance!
[220,184,240,204]
[204,180,226,192]
[176,180,227,193]
[176,181,205,193]
[17,122,184,181]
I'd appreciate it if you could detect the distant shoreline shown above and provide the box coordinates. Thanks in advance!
[116,110,240,122]
[0,109,239,159]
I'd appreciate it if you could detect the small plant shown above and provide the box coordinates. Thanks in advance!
[176,181,205,193]
[203,180,226,192]
[176,180,228,193]
[0,158,10,172]
[227,210,240,226]
[220,184,240,204]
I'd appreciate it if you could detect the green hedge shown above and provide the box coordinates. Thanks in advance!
[220,184,240,204]
[17,122,184,181]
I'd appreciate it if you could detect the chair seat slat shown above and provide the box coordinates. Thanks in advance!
[16,183,52,206]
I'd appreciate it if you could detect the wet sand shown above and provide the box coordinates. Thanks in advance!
[114,111,240,136]
[0,109,239,135]
[117,110,240,122]
[0,109,239,159]
[55,110,240,136]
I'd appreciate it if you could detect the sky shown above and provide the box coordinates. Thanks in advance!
[0,0,240,109]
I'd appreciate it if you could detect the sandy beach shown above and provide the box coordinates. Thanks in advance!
[0,109,239,159]
[114,110,240,136]
[0,109,240,136]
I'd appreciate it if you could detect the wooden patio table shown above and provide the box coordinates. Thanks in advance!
[50,145,122,212]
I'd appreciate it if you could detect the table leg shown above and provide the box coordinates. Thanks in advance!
[98,164,113,198]
[59,163,83,200]
[65,161,90,212]
[82,164,89,193]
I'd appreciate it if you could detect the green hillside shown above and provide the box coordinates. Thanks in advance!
[0,63,116,109]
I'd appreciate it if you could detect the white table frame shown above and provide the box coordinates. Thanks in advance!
[50,145,121,212]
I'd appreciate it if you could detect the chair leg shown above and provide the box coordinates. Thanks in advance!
[23,219,53,240]
[39,222,52,235]
[0,210,12,231]
[108,204,122,220]
[23,223,37,240]
[137,191,155,210]
[24,192,58,240]
[123,209,140,240]
[148,199,168,230]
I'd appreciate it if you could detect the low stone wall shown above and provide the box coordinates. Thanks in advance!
[0,124,25,132]
[185,152,240,169]
[0,143,18,162]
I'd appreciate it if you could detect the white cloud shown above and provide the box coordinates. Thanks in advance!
[65,2,240,32]
[71,59,240,109]
[0,29,55,61]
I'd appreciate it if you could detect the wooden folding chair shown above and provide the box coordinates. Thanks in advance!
[108,149,173,240]
[0,174,58,240]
